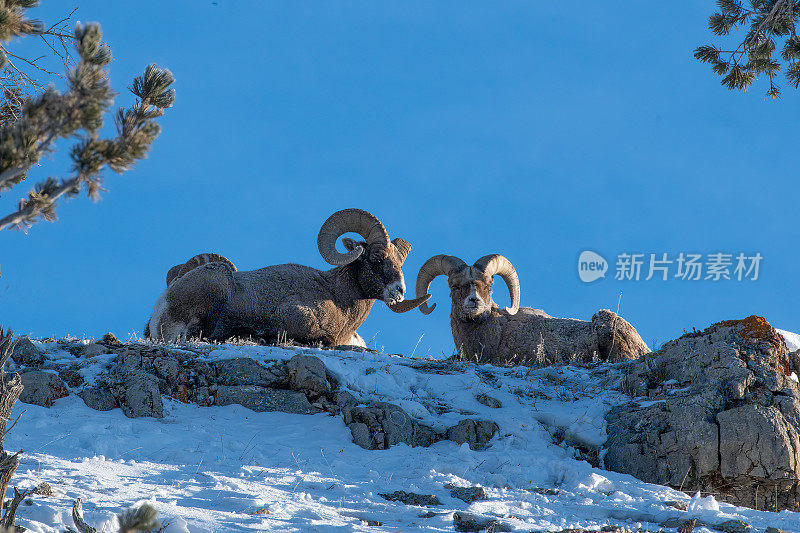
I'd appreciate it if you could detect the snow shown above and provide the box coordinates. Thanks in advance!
[6,342,800,532]
[780,329,800,352]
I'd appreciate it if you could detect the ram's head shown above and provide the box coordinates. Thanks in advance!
[317,208,430,313]
[415,254,520,322]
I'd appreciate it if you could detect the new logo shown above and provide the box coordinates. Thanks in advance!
[578,250,608,283]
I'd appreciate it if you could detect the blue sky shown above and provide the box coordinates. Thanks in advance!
[1,1,798,356]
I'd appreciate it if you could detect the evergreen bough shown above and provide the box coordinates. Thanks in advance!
[0,1,174,232]
[695,0,800,98]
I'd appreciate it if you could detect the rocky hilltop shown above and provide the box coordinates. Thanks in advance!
[5,316,800,531]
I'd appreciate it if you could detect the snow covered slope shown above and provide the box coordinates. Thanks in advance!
[6,342,800,532]
[779,329,800,352]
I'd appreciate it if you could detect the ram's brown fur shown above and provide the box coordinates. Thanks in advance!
[146,209,429,346]
[417,254,649,365]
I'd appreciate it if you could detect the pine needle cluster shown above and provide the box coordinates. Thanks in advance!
[695,0,800,98]
[0,2,174,232]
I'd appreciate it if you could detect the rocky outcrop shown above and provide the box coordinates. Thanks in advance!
[476,393,501,408]
[378,491,441,506]
[80,348,332,419]
[79,385,116,411]
[12,339,502,453]
[450,486,487,503]
[453,511,511,532]
[604,315,800,511]
[19,371,68,407]
[11,337,44,367]
[343,402,439,450]
[120,371,163,418]
[215,386,317,414]
[214,358,286,387]
[446,419,499,451]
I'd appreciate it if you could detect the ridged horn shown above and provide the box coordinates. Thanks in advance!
[415,255,468,315]
[317,209,390,266]
[392,238,412,263]
[473,254,520,315]
[386,293,432,313]
[166,253,236,286]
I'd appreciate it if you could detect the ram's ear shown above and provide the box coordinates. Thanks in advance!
[342,238,364,252]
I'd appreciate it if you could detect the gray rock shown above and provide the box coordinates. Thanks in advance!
[378,491,441,506]
[80,385,116,411]
[32,482,53,497]
[81,343,111,359]
[121,371,163,418]
[118,349,144,374]
[715,519,751,533]
[446,419,499,450]
[215,386,318,414]
[766,528,789,533]
[605,316,800,511]
[349,422,371,448]
[214,358,286,387]
[58,365,84,388]
[288,355,330,398]
[476,393,502,408]
[11,336,44,367]
[717,405,798,482]
[791,350,800,376]
[452,511,511,532]
[153,357,180,384]
[19,371,68,407]
[528,487,559,496]
[663,500,688,511]
[604,394,720,487]
[345,402,439,450]
[450,486,487,503]
[335,390,359,420]
[99,332,122,347]
[193,386,213,406]
[660,517,708,530]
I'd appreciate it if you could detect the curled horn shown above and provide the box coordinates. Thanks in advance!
[473,254,520,315]
[415,255,468,315]
[317,209,391,266]
[166,253,236,286]
[386,293,432,313]
[392,238,412,263]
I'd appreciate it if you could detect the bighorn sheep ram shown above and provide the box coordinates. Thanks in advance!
[415,254,649,365]
[145,209,429,346]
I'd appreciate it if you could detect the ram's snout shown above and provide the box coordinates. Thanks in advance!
[383,280,406,305]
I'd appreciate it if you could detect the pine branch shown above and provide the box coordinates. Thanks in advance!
[0,20,175,232]
[696,0,800,96]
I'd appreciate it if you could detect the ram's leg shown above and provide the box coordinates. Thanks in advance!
[272,303,332,346]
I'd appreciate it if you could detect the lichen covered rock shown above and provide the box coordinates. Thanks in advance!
[605,315,800,510]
